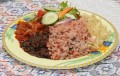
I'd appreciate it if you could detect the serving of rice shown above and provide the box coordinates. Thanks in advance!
[46,14,111,60]
[47,18,93,59]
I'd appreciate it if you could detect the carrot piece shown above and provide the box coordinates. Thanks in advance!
[58,7,72,19]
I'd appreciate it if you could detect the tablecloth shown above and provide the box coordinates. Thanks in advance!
[0,0,120,76]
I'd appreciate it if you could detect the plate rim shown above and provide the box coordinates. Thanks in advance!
[2,10,119,69]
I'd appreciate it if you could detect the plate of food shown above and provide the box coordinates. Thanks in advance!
[2,1,118,69]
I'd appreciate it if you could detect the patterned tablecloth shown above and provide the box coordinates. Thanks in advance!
[0,0,120,76]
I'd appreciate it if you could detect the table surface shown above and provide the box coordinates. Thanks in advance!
[0,0,120,76]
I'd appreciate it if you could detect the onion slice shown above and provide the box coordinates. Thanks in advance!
[55,18,73,25]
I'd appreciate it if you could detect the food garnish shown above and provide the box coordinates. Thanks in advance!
[58,7,72,19]
[41,12,58,25]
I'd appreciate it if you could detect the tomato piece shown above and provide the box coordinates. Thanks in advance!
[37,10,45,18]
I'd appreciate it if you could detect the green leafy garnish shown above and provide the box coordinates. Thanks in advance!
[68,7,80,18]
[60,1,68,10]
[59,1,80,20]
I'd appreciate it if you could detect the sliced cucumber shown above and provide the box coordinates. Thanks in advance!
[41,12,58,25]
[44,6,61,12]
[65,13,77,19]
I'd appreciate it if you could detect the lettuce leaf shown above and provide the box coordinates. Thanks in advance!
[68,7,80,18]
[60,1,68,10]
[59,1,80,19]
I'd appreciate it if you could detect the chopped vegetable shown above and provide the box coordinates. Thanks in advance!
[41,12,58,25]
[65,13,76,19]
[59,1,80,20]
[60,1,68,10]
[55,18,73,25]
[37,10,45,18]
[44,6,61,12]
[58,7,72,19]
[68,7,80,18]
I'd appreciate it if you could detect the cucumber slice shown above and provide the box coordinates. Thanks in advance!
[41,12,58,25]
[44,6,61,12]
